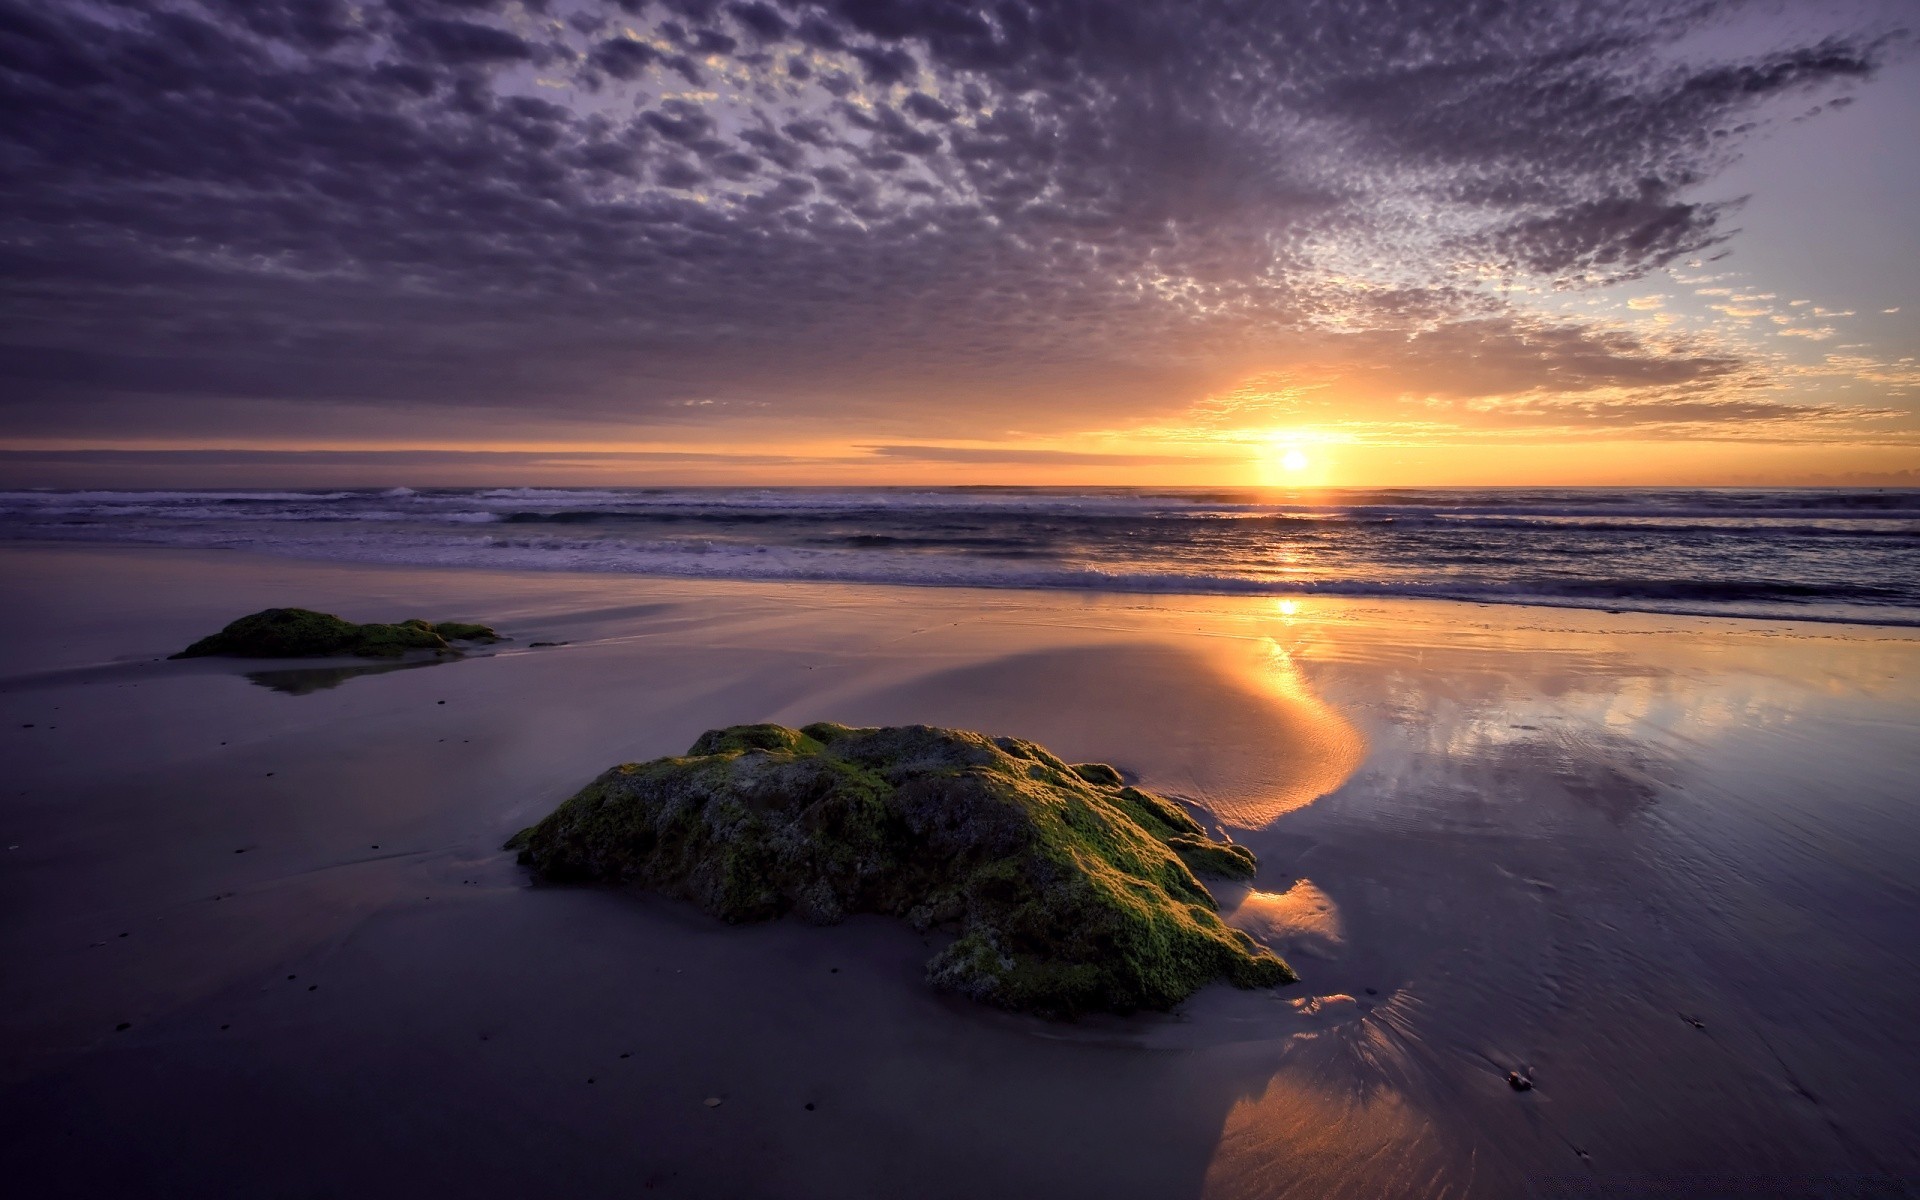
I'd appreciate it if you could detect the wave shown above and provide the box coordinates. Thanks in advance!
[0,489,362,504]
[7,521,1914,626]
[10,504,1915,544]
[473,487,648,501]
[3,485,1915,626]
[497,508,809,525]
[441,484,1920,521]
[12,506,444,523]
[6,485,1916,523]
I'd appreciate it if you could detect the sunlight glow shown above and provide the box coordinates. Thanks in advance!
[1249,430,1335,487]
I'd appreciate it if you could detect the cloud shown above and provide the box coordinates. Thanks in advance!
[0,0,1900,444]
[1129,309,1912,444]
[860,445,1216,466]
[1787,467,1920,486]
[0,448,820,467]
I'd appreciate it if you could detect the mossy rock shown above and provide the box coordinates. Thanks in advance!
[172,607,500,659]
[507,723,1293,1017]
[430,621,501,644]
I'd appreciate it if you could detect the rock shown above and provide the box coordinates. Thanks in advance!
[1070,762,1125,787]
[429,622,500,643]
[1507,1070,1533,1091]
[171,608,500,659]
[507,723,1294,1018]
[703,1097,723,1108]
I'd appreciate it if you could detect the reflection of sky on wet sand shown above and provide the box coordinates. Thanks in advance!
[10,546,1914,1199]
[1190,601,1920,1196]
[1207,635,1368,828]
[1219,879,1346,962]
[243,657,453,695]
[801,636,1368,831]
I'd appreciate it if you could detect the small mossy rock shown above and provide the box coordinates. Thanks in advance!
[172,608,499,659]
[433,622,501,643]
[1071,762,1124,787]
[507,723,1293,1017]
[688,723,814,756]
[1163,834,1259,881]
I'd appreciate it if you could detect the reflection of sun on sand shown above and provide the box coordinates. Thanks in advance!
[1218,878,1347,960]
[1204,1069,1451,1200]
[1208,633,1367,827]
[814,637,1364,830]
[1200,985,1459,1198]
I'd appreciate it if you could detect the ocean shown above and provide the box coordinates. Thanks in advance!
[2,485,1916,625]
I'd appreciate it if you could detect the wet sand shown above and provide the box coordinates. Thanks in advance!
[2,543,1917,1198]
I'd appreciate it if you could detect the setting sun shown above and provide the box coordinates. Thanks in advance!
[1255,434,1329,485]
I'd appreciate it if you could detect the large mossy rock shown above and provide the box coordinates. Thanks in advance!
[507,723,1293,1017]
[172,607,499,659]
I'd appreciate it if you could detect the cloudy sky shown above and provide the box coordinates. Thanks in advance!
[1,0,1915,486]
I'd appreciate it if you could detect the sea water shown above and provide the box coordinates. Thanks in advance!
[2,485,1915,624]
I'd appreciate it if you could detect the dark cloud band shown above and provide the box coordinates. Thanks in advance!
[0,0,1897,437]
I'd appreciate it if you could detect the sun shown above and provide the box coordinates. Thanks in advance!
[1256,432,1326,485]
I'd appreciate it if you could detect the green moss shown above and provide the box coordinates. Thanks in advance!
[688,723,820,756]
[1163,834,1259,880]
[172,608,500,659]
[1071,762,1124,787]
[509,723,1293,1018]
[432,621,501,643]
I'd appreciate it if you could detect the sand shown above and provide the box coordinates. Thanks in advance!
[2,543,1918,1198]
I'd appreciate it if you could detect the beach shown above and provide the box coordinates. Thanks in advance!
[3,541,1918,1197]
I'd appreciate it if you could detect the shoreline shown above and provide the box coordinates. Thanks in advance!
[4,542,1918,1196]
[4,476,1916,630]
[8,536,1920,640]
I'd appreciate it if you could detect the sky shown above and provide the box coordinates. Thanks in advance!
[0,0,1915,488]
